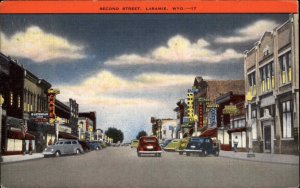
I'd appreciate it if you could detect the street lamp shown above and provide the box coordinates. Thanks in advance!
[246,92,255,158]
[0,95,4,161]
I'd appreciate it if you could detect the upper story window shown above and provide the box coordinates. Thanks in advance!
[10,92,13,106]
[279,51,292,84]
[260,62,274,93]
[17,95,21,108]
[248,72,256,96]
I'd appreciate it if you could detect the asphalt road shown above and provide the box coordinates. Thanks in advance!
[1,147,299,188]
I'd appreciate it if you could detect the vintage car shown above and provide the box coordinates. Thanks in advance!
[137,136,162,157]
[176,137,190,155]
[184,137,219,157]
[87,141,102,151]
[43,140,84,157]
[160,139,172,149]
[130,139,139,148]
[164,139,181,152]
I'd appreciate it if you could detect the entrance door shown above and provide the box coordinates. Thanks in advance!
[264,126,271,153]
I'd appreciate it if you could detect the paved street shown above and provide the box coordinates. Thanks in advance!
[1,147,299,188]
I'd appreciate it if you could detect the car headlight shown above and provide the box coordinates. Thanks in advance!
[51,148,54,151]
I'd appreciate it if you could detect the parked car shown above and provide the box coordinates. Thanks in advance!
[78,140,91,152]
[130,139,139,148]
[164,139,180,152]
[43,140,84,157]
[160,139,172,149]
[137,136,162,157]
[184,137,219,157]
[176,137,190,155]
[87,141,102,151]
[100,141,107,148]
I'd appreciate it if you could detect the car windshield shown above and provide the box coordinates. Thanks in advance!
[132,140,138,143]
[163,140,172,145]
[190,138,204,143]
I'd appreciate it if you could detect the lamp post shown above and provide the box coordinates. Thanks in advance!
[55,117,60,142]
[246,92,255,157]
[0,95,4,161]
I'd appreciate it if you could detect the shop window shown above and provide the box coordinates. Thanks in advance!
[279,51,292,84]
[282,100,293,138]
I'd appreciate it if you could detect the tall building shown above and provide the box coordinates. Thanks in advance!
[244,14,299,154]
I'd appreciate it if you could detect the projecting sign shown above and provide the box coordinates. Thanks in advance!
[223,105,238,115]
[30,112,49,122]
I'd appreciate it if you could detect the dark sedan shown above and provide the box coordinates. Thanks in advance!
[184,137,219,157]
[87,141,102,151]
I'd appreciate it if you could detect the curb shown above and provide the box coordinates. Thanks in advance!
[219,155,299,166]
[0,154,44,164]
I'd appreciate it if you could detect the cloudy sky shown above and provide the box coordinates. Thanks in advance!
[0,14,288,142]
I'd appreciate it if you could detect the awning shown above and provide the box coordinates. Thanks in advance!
[59,132,78,139]
[7,130,35,140]
[227,127,247,133]
[200,128,217,138]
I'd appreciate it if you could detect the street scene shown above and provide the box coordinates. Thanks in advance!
[1,147,299,188]
[0,11,299,188]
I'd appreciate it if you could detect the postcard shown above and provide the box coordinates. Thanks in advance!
[0,0,299,188]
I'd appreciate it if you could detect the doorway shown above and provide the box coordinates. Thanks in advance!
[264,126,271,153]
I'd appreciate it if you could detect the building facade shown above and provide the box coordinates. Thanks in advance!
[244,14,299,154]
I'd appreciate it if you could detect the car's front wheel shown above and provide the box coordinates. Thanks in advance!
[186,152,190,156]
[55,151,61,157]
[137,153,141,157]
[157,153,161,157]
[202,150,208,157]
[215,150,219,156]
[76,149,81,155]
[96,147,100,150]
[179,151,183,155]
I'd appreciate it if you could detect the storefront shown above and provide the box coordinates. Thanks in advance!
[4,116,35,155]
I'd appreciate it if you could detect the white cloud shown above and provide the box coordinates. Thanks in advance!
[104,35,242,65]
[0,26,86,63]
[215,20,278,43]
[55,70,202,107]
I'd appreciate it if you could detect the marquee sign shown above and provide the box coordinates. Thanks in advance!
[198,104,203,128]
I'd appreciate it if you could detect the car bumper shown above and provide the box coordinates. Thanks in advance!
[43,151,55,155]
[138,151,162,154]
[184,149,203,153]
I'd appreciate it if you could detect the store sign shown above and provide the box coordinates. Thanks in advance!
[199,104,203,128]
[209,108,217,127]
[223,105,238,115]
[30,112,49,122]
[58,125,71,134]
[207,104,219,108]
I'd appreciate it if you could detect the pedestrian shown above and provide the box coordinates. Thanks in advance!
[29,140,33,155]
[233,136,239,152]
[22,140,26,155]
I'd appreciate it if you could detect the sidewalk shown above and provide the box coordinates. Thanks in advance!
[220,150,299,165]
[0,153,44,164]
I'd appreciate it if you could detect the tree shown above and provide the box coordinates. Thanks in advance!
[136,130,147,140]
[105,127,124,143]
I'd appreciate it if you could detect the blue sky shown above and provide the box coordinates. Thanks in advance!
[0,14,289,142]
